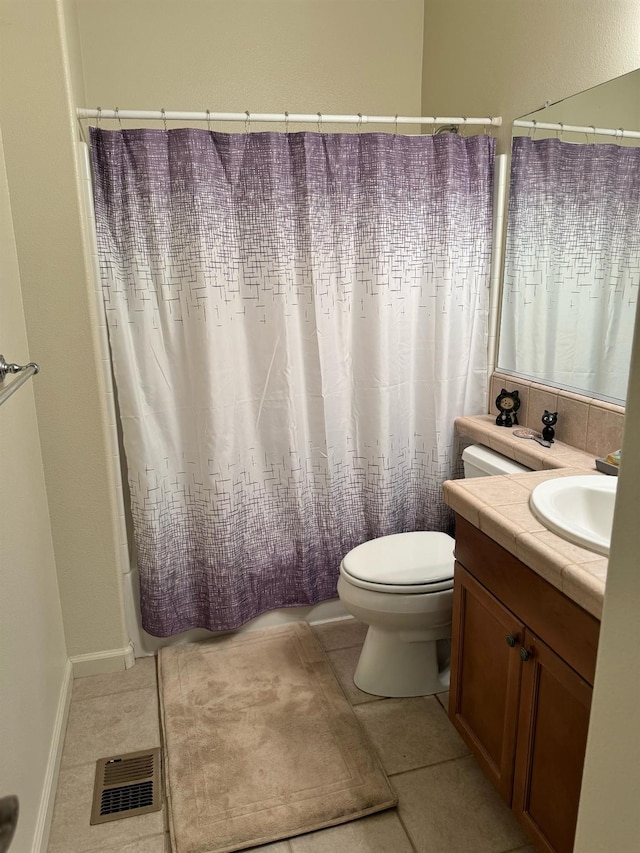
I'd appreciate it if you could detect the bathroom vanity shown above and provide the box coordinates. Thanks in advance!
[443,417,607,853]
[450,517,598,853]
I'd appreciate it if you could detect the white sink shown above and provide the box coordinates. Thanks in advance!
[529,475,617,556]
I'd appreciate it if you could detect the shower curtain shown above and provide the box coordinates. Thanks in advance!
[91,127,494,636]
[501,136,640,400]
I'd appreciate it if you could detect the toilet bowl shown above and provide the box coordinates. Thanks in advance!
[337,444,530,698]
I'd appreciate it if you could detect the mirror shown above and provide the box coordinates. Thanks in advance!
[497,69,640,404]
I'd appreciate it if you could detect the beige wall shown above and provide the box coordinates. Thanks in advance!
[0,0,128,659]
[0,125,68,853]
[74,0,424,130]
[422,0,640,152]
[421,3,640,847]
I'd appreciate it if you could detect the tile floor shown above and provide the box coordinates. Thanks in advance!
[48,619,535,853]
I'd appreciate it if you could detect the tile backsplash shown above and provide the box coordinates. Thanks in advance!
[489,372,625,460]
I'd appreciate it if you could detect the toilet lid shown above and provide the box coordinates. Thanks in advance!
[342,532,454,586]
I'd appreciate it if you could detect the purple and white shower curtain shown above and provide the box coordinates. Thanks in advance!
[501,136,640,400]
[91,128,494,636]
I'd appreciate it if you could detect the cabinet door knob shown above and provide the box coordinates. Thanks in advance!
[520,646,533,662]
[506,634,517,647]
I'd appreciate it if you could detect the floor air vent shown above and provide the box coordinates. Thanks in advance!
[90,747,162,824]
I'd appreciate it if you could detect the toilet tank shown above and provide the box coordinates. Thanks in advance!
[462,444,531,478]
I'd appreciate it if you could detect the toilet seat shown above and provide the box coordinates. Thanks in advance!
[340,531,454,594]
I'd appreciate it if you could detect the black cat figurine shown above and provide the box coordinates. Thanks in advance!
[541,410,558,443]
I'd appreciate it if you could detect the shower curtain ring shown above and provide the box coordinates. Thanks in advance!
[161,108,167,131]
[394,114,399,135]
[357,112,363,133]
[284,111,290,133]
[460,118,467,137]
[114,106,123,130]
[529,120,537,139]
[618,127,625,141]
[245,111,251,133]
[206,109,212,132]
[556,122,564,141]
[317,112,322,133]
[96,106,102,129]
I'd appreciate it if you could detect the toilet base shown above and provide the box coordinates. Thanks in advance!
[353,626,450,698]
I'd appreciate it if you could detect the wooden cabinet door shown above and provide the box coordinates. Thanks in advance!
[513,630,592,853]
[449,563,524,803]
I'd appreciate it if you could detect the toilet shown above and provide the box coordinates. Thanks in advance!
[337,444,530,697]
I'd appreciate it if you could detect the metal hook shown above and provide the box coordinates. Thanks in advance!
[284,110,290,134]
[394,114,399,135]
[357,112,363,133]
[317,112,322,133]
[460,118,467,137]
[585,125,595,144]
[556,122,564,141]
[434,124,458,136]
[114,106,123,131]
[244,111,251,133]
[206,109,212,132]
[529,120,537,140]
[96,106,102,129]
[618,127,625,142]
[161,108,167,131]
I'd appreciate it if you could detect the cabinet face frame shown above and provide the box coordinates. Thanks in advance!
[449,563,524,802]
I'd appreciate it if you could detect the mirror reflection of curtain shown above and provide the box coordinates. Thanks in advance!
[500,136,640,401]
[91,128,494,637]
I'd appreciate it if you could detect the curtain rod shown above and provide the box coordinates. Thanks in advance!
[514,119,640,140]
[77,108,502,128]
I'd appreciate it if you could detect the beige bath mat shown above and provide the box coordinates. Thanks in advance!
[158,621,397,853]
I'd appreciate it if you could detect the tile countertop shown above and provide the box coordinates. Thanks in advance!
[442,415,609,620]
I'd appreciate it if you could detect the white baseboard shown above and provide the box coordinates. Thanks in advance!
[32,658,73,853]
[31,642,138,852]
[69,642,136,677]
